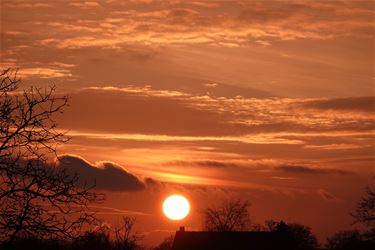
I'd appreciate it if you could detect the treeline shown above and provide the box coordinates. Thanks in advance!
[1,217,374,250]
[200,199,375,250]
[0,216,173,250]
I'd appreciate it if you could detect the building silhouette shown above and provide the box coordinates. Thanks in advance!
[172,226,301,250]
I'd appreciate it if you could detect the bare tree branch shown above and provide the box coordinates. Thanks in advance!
[202,199,251,232]
[0,68,103,241]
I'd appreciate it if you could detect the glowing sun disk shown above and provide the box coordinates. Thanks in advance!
[162,195,190,221]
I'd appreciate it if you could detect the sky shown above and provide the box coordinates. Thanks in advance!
[1,0,374,246]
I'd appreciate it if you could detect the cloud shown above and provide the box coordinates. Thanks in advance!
[19,67,73,79]
[58,87,375,150]
[317,189,342,202]
[190,1,219,8]
[303,96,375,113]
[303,143,364,151]
[86,85,189,98]
[4,2,53,8]
[277,165,353,175]
[68,1,100,8]
[56,155,145,192]
[255,40,271,46]
[163,159,357,178]
[203,83,218,88]
[10,0,370,50]
[170,160,241,169]
[89,205,152,216]
[2,61,76,79]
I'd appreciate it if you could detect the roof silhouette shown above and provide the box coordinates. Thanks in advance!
[172,228,296,250]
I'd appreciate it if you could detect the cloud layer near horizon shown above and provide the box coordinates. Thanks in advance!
[56,86,374,196]
[60,87,375,140]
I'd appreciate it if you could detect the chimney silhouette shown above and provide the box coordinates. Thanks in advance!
[179,226,185,232]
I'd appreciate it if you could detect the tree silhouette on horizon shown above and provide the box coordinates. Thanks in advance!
[202,199,251,232]
[352,180,375,240]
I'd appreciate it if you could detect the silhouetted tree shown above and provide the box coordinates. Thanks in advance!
[352,182,375,239]
[152,235,174,250]
[203,199,251,231]
[266,220,318,250]
[326,230,374,250]
[113,216,142,250]
[74,226,112,250]
[0,68,102,241]
[0,236,67,250]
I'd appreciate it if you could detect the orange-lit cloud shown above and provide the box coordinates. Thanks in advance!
[4,2,53,8]
[69,1,100,8]
[3,0,373,50]
[1,61,76,79]
[1,0,373,98]
[19,67,73,79]
[60,86,375,137]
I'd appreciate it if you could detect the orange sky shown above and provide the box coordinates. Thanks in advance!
[1,0,374,246]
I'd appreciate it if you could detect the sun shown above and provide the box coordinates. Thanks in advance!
[162,194,190,221]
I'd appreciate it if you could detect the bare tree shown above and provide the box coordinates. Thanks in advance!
[203,199,251,231]
[0,68,102,241]
[113,216,142,250]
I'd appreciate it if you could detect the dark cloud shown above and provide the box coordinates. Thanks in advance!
[277,165,353,175]
[303,96,375,113]
[169,160,358,177]
[193,160,239,168]
[144,177,160,186]
[317,189,341,202]
[57,155,145,192]
[170,160,240,168]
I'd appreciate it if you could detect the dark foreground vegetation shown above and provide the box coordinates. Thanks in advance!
[1,218,374,250]
[0,68,374,250]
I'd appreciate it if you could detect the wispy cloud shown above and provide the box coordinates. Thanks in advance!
[302,96,375,113]
[317,189,343,202]
[69,1,100,8]
[65,130,305,145]
[86,86,190,97]
[3,0,369,50]
[4,2,54,8]
[1,61,76,79]
[277,165,353,176]
[303,144,365,151]
[69,86,375,136]
[19,67,73,79]
[89,205,152,216]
